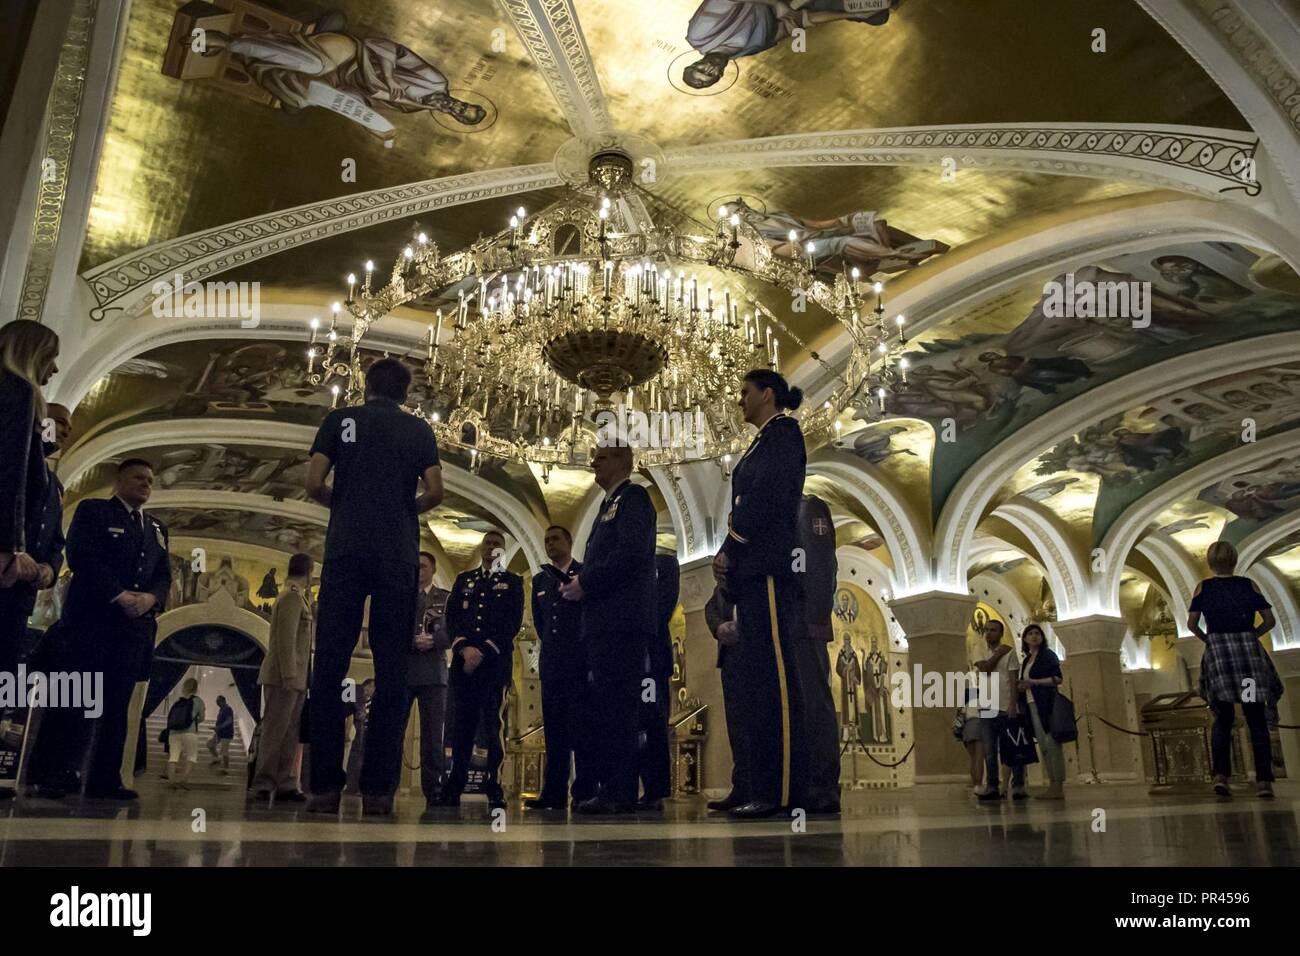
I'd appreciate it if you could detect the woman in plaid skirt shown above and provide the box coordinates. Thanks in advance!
[1187,541,1282,798]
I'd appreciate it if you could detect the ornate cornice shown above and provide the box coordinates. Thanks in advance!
[497,0,610,136]
[81,164,563,321]
[18,0,95,322]
[1195,0,1300,142]
[665,124,1261,198]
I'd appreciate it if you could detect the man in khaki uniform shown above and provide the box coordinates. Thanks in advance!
[252,552,314,800]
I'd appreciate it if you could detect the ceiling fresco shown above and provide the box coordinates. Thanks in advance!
[894,241,1300,518]
[45,0,1300,629]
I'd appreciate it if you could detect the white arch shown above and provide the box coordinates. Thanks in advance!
[1097,426,1300,611]
[1133,532,1201,638]
[834,545,906,650]
[57,417,547,572]
[155,590,270,653]
[1249,560,1300,650]
[807,454,929,594]
[1237,509,1300,570]
[936,332,1300,596]
[990,500,1089,617]
[801,196,1300,404]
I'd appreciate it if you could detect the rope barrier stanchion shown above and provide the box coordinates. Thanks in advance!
[861,743,914,769]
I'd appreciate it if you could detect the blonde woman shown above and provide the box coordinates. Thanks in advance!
[1187,541,1282,798]
[0,320,61,697]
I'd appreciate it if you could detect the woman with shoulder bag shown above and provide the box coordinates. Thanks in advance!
[1016,623,1066,799]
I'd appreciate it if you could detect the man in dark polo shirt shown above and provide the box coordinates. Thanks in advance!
[304,358,443,816]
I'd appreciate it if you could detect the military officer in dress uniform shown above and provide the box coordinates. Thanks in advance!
[52,459,171,800]
[560,444,656,814]
[795,494,842,813]
[637,551,680,810]
[704,583,748,811]
[713,369,809,818]
[525,524,595,810]
[435,530,523,810]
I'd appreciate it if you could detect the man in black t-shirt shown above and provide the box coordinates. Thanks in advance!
[304,358,443,815]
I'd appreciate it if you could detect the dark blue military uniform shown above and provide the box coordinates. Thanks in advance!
[531,558,596,804]
[719,412,809,810]
[53,497,170,795]
[704,584,748,805]
[796,494,841,809]
[638,553,680,802]
[443,565,523,802]
[577,478,656,807]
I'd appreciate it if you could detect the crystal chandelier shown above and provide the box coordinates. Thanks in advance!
[305,150,910,475]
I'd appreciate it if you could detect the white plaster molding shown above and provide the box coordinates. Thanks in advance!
[57,417,546,571]
[991,500,1089,617]
[155,592,270,653]
[1133,532,1201,638]
[1251,560,1300,649]
[834,546,905,648]
[935,332,1300,595]
[1237,508,1300,569]
[807,454,928,593]
[664,123,1261,199]
[497,0,610,137]
[1097,425,1300,610]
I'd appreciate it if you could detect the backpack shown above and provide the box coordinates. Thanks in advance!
[167,696,195,731]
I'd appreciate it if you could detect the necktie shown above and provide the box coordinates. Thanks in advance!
[131,510,143,532]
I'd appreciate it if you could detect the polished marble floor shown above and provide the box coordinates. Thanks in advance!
[2,776,1297,866]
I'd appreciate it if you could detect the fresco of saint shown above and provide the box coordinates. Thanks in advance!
[733,197,946,279]
[682,0,902,90]
[196,18,485,141]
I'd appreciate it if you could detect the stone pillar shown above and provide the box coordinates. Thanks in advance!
[1052,615,1140,782]
[887,591,978,786]
[1174,636,1204,692]
[1270,647,1300,778]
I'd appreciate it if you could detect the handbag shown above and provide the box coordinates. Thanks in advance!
[951,707,967,741]
[1000,713,1039,767]
[1048,692,1078,744]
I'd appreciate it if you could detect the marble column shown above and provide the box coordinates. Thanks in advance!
[1052,615,1140,782]
[1270,647,1300,778]
[887,591,978,786]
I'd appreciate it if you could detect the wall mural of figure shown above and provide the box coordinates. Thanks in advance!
[835,632,863,736]
[681,0,902,91]
[165,3,488,144]
[730,196,945,280]
[1151,255,1251,310]
[861,633,890,744]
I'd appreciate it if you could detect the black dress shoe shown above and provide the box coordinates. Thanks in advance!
[305,791,341,813]
[275,789,307,803]
[84,787,138,801]
[727,800,780,819]
[524,797,567,810]
[707,793,747,812]
[486,792,507,812]
[430,791,461,808]
[635,797,664,812]
[362,794,394,816]
[0,788,14,801]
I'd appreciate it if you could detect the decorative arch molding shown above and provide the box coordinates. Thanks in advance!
[935,332,1300,596]
[1250,560,1300,649]
[57,417,547,572]
[570,485,605,561]
[646,467,704,561]
[1133,532,1202,638]
[78,163,563,324]
[1137,0,1300,211]
[154,590,269,653]
[989,500,1089,617]
[1237,509,1300,570]
[834,545,907,651]
[1097,425,1300,611]
[664,123,1260,199]
[966,571,1060,657]
[800,195,1300,406]
[807,453,929,594]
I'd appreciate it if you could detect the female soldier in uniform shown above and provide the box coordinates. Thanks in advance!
[713,369,809,817]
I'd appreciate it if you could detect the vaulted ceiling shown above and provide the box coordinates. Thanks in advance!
[35,0,1300,643]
